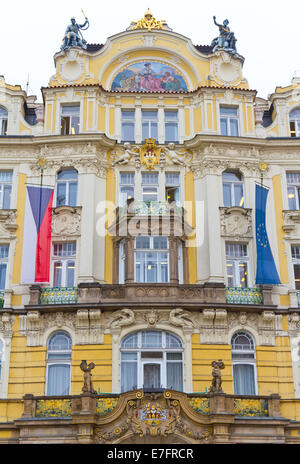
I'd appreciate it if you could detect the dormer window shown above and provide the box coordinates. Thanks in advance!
[0,108,8,136]
[220,106,239,136]
[289,109,300,137]
[61,105,80,135]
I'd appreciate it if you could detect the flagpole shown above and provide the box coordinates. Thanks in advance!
[36,158,46,281]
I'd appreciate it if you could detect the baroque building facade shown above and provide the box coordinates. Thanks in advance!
[0,10,300,443]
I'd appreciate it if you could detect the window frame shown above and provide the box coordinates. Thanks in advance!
[60,104,80,135]
[134,236,170,284]
[0,171,13,210]
[289,109,300,137]
[55,168,78,207]
[220,106,240,137]
[231,331,257,396]
[120,331,184,392]
[0,107,8,136]
[46,331,72,396]
[142,110,158,141]
[292,245,300,290]
[226,243,250,288]
[121,110,136,142]
[164,110,179,143]
[0,245,9,291]
[222,171,245,208]
[119,172,135,207]
[51,242,77,288]
[287,173,300,210]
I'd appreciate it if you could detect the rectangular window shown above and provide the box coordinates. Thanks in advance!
[61,105,80,135]
[52,242,76,287]
[165,172,180,204]
[226,243,249,287]
[142,110,158,141]
[121,110,135,142]
[0,245,9,290]
[0,171,12,209]
[222,171,244,207]
[120,172,135,206]
[121,352,138,392]
[135,236,169,283]
[165,111,178,142]
[287,173,300,210]
[233,364,256,395]
[142,172,158,203]
[292,245,300,290]
[0,108,8,136]
[220,107,239,136]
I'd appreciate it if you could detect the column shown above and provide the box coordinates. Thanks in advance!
[169,236,179,284]
[125,236,135,284]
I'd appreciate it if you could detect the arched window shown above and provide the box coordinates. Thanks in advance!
[0,339,3,380]
[231,331,257,395]
[46,331,72,396]
[222,171,244,207]
[0,107,8,136]
[289,109,300,137]
[121,331,183,393]
[56,168,78,207]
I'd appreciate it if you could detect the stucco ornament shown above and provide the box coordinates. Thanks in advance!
[163,144,192,171]
[144,310,160,327]
[110,308,135,329]
[211,16,237,55]
[61,13,90,52]
[220,207,252,239]
[110,143,138,167]
[169,308,194,328]
[52,206,81,238]
[129,9,168,32]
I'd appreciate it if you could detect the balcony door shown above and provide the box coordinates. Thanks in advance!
[142,361,162,389]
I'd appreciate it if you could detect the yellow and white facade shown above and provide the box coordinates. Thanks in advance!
[1,11,300,443]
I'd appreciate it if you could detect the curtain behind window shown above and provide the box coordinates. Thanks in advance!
[233,364,255,395]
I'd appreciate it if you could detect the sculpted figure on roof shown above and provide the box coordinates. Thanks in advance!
[211,16,237,55]
[61,14,90,52]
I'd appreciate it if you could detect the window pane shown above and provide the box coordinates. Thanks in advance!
[121,352,138,360]
[47,364,71,396]
[143,364,161,389]
[233,364,255,395]
[0,263,7,289]
[239,262,248,287]
[48,332,72,351]
[61,105,80,115]
[0,246,9,259]
[294,264,300,290]
[226,261,234,287]
[120,186,134,205]
[122,110,135,119]
[121,361,137,392]
[0,108,8,117]
[234,184,244,207]
[220,107,238,116]
[142,111,158,120]
[122,333,138,349]
[142,187,158,202]
[66,261,75,287]
[57,170,78,181]
[150,123,158,140]
[70,116,80,134]
[142,331,162,348]
[165,111,178,120]
[68,182,77,206]
[153,237,168,249]
[166,173,180,186]
[223,172,242,182]
[166,333,182,349]
[3,185,11,209]
[167,362,183,391]
[220,118,228,136]
[135,236,150,249]
[230,118,239,136]
[142,173,158,185]
[223,183,232,207]
[120,173,135,185]
[53,262,62,287]
[56,183,66,206]
[122,123,135,141]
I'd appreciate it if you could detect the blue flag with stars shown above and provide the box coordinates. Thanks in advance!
[255,183,281,285]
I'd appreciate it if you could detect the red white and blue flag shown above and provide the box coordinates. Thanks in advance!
[21,185,54,284]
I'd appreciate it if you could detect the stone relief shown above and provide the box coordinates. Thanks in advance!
[169,308,195,328]
[52,206,81,239]
[110,309,135,329]
[0,313,15,340]
[0,210,18,239]
[162,144,192,171]
[282,211,300,239]
[220,207,253,239]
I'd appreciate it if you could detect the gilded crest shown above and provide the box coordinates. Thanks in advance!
[140,138,161,170]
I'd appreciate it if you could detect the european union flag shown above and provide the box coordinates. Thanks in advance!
[255,183,281,284]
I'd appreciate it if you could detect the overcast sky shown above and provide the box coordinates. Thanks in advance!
[1,0,300,101]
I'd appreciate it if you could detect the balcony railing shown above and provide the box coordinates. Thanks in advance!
[40,287,78,305]
[119,200,182,217]
[0,290,4,308]
[226,287,263,305]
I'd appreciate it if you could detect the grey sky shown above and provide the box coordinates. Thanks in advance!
[1,0,299,101]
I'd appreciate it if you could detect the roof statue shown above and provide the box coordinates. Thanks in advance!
[129,9,170,32]
[61,11,90,52]
[211,16,237,55]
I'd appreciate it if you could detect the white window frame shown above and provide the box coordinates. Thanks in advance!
[220,106,240,136]
[164,110,179,143]
[55,169,78,207]
[0,171,13,210]
[142,110,158,141]
[287,173,300,210]
[292,245,300,290]
[60,104,80,135]
[142,172,159,203]
[121,110,135,142]
[120,331,184,392]
[119,172,135,207]
[222,171,245,208]
[46,331,72,396]
[226,243,250,287]
[231,331,258,396]
[134,236,170,283]
[51,242,77,288]
[0,245,9,291]
[0,107,8,136]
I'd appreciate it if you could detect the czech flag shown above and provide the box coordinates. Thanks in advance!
[21,185,54,284]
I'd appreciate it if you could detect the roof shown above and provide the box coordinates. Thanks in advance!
[194,45,213,55]
[86,43,104,53]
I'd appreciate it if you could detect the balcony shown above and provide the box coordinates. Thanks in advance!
[226,287,263,305]
[118,200,183,218]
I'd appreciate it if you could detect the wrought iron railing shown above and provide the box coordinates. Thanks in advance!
[40,287,78,305]
[226,287,263,305]
[0,290,4,308]
[119,200,182,217]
